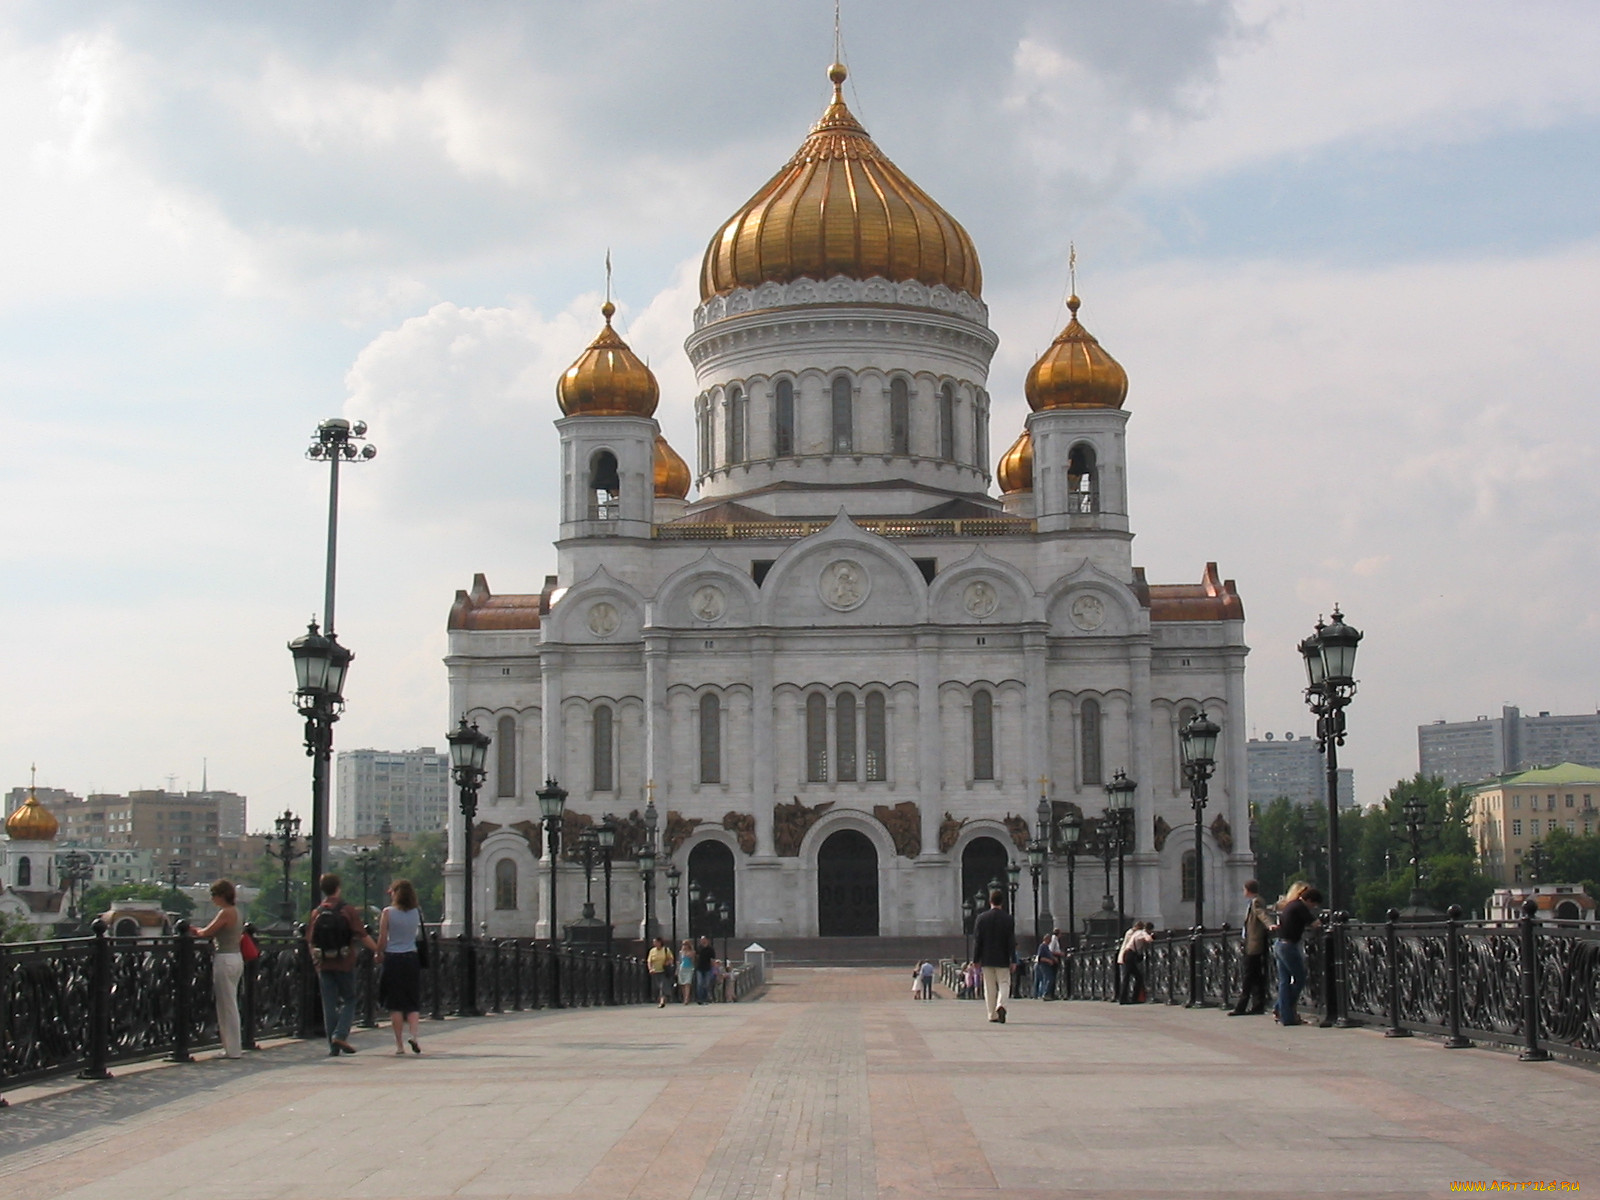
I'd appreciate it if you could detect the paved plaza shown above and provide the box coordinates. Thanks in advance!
[2,968,1598,1199]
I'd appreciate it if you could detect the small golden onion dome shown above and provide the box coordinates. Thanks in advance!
[700,62,982,303]
[996,428,1033,494]
[557,301,660,417]
[653,434,690,499]
[1025,295,1128,411]
[6,792,58,841]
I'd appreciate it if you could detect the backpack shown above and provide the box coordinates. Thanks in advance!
[311,902,353,963]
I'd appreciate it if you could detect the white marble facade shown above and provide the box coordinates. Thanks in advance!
[441,73,1252,942]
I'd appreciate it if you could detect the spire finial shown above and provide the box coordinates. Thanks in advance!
[1067,242,1079,312]
[601,250,615,322]
[829,0,847,98]
[29,762,36,800]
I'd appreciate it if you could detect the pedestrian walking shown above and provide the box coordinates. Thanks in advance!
[694,935,715,1004]
[375,879,425,1055]
[647,937,674,1007]
[1033,935,1058,999]
[913,958,935,1000]
[307,873,378,1056]
[676,939,695,1004]
[1271,883,1321,1026]
[1228,879,1272,1016]
[1117,922,1153,1004]
[193,879,243,1060]
[970,889,1016,1024]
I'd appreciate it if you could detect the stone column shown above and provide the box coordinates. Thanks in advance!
[915,630,943,859]
[750,633,776,856]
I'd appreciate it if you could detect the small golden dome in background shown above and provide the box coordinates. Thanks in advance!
[996,428,1033,494]
[1025,295,1128,412]
[654,434,690,499]
[6,791,58,841]
[557,303,660,417]
[700,62,982,303]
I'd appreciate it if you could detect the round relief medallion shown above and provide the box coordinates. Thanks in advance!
[587,601,620,637]
[1069,593,1106,632]
[818,559,870,611]
[690,584,725,622]
[963,580,999,619]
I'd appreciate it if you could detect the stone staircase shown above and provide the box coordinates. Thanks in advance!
[734,936,967,968]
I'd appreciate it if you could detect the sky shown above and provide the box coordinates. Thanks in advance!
[3,1,1598,830]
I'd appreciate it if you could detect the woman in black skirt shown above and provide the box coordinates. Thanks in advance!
[376,879,425,1055]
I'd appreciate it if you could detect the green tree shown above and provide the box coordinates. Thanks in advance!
[1541,828,1600,898]
[0,909,40,942]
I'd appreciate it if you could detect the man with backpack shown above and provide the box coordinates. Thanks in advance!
[307,873,378,1055]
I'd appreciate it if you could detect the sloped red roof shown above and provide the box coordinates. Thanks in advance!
[1143,562,1244,622]
[447,573,553,632]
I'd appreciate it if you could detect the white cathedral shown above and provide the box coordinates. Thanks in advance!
[442,64,1250,942]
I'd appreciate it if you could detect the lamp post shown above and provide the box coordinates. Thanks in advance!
[265,809,306,923]
[57,851,93,925]
[1179,708,1220,1008]
[716,901,732,965]
[1055,811,1082,947]
[597,814,617,943]
[288,620,353,897]
[1300,606,1362,1028]
[447,715,491,1018]
[666,862,681,948]
[377,816,396,880]
[291,417,374,893]
[962,895,977,961]
[1034,792,1056,934]
[638,843,657,941]
[1026,838,1046,943]
[166,858,184,909]
[1526,840,1549,887]
[641,797,660,940]
[1390,794,1440,907]
[351,847,380,924]
[1005,862,1020,916]
[1104,769,1137,931]
[578,828,599,922]
[534,778,567,1007]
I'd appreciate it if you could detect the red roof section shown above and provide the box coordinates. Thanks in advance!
[447,573,552,632]
[1144,562,1244,622]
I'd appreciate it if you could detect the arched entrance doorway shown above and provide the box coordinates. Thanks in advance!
[687,841,735,941]
[961,836,1010,912]
[817,828,878,936]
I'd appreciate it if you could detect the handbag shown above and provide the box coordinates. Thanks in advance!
[239,931,260,963]
[413,914,430,969]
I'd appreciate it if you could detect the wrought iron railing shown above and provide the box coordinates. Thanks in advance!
[1,920,654,1088]
[1060,905,1600,1065]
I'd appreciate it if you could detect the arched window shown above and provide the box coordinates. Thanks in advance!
[592,705,614,792]
[1067,443,1098,513]
[806,693,828,782]
[972,689,995,781]
[831,375,853,453]
[864,691,887,782]
[1081,699,1103,786]
[939,383,956,461]
[1181,850,1197,902]
[774,379,795,457]
[16,856,30,888]
[494,858,517,910]
[726,386,745,465]
[588,450,620,520]
[496,715,516,798]
[890,378,910,456]
[836,692,858,782]
[699,693,722,784]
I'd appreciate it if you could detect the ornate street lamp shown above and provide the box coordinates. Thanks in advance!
[962,894,977,961]
[166,858,184,910]
[1525,840,1549,887]
[688,878,703,940]
[1055,810,1082,947]
[535,777,568,1007]
[265,809,306,923]
[1104,769,1137,930]
[1034,792,1055,934]
[597,814,617,943]
[1005,861,1020,916]
[717,901,732,966]
[352,847,380,922]
[641,796,660,940]
[1026,838,1046,943]
[1301,605,1362,1026]
[1179,708,1220,1007]
[1390,794,1441,908]
[665,862,682,948]
[447,715,491,1017]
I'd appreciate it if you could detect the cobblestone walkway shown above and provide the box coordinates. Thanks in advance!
[3,968,1599,1198]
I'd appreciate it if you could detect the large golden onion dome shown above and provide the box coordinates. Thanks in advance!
[6,791,58,841]
[699,63,982,303]
[653,434,690,499]
[557,302,660,417]
[1025,295,1128,411]
[996,428,1033,494]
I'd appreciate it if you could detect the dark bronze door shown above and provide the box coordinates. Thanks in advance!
[817,829,878,936]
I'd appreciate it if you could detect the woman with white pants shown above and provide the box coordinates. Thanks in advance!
[195,879,244,1059]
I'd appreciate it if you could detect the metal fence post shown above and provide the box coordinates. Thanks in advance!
[170,920,195,1063]
[1517,899,1551,1062]
[428,926,444,1022]
[1382,909,1410,1038]
[360,942,377,1029]
[1443,905,1472,1049]
[78,918,113,1079]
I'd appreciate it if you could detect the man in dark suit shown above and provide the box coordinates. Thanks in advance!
[970,889,1017,1024]
[1228,879,1272,1015]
